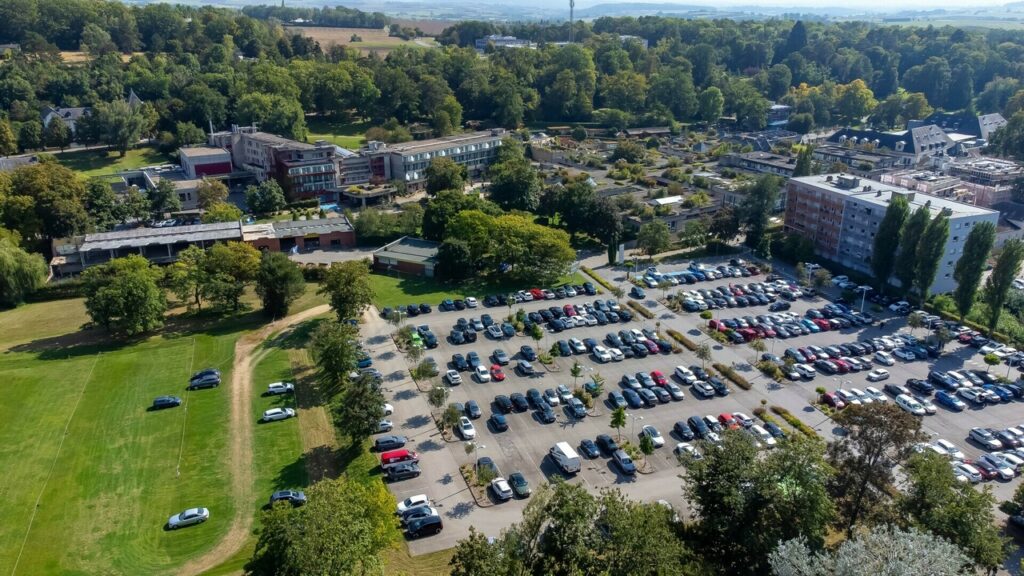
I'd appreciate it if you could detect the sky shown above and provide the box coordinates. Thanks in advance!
[569,0,1009,9]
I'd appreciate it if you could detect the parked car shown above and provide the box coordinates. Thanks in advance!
[266,382,295,395]
[261,408,296,422]
[167,507,209,529]
[269,490,307,507]
[152,395,182,410]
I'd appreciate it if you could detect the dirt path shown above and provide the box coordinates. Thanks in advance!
[178,304,332,576]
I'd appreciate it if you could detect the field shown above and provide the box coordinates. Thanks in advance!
[56,146,172,179]
[369,271,590,310]
[59,51,140,64]
[284,26,437,55]
[305,117,371,150]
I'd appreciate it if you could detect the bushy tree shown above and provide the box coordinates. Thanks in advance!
[43,116,71,151]
[255,251,305,318]
[318,260,374,322]
[424,156,467,195]
[488,138,540,211]
[740,175,782,250]
[245,180,287,215]
[89,99,156,157]
[195,179,229,210]
[0,236,46,307]
[148,177,181,217]
[983,239,1024,335]
[82,255,166,335]
[309,320,360,394]
[202,241,260,310]
[893,205,930,292]
[332,374,386,444]
[200,201,242,223]
[636,220,672,258]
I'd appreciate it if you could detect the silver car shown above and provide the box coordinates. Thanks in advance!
[167,507,209,529]
[262,407,296,422]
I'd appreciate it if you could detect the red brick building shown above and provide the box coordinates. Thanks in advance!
[373,236,439,277]
[243,217,355,253]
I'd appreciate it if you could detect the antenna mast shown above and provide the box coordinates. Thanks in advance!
[569,0,575,43]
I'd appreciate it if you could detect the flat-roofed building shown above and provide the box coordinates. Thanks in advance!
[373,236,439,277]
[242,217,355,253]
[940,156,1024,207]
[179,146,233,179]
[785,174,998,293]
[67,221,243,270]
[720,151,797,178]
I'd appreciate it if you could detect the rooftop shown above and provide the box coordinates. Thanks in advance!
[946,156,1024,176]
[388,130,505,156]
[178,146,230,159]
[373,236,440,264]
[246,131,315,150]
[791,174,996,218]
[79,221,242,252]
[241,217,352,241]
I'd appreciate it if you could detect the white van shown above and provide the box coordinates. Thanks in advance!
[549,442,581,474]
[749,425,776,448]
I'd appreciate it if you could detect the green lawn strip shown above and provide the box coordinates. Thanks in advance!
[368,272,589,310]
[304,118,371,150]
[0,297,91,350]
[250,345,307,512]
[56,146,172,179]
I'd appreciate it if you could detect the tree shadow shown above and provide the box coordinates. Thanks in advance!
[403,414,431,429]
[273,454,309,490]
[266,318,325,350]
[445,501,476,519]
[6,325,136,359]
[394,389,417,401]
[416,439,444,452]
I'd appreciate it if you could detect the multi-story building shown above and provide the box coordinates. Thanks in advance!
[785,174,998,293]
[812,144,905,174]
[826,125,954,165]
[878,170,963,199]
[345,130,506,190]
[719,151,797,178]
[939,156,1024,207]
[918,111,1007,141]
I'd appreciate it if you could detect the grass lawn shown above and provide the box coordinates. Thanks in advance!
[368,272,590,310]
[57,146,172,179]
[305,117,371,150]
[0,297,92,350]
[0,318,242,575]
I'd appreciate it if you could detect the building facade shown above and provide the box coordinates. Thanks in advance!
[179,146,233,179]
[827,125,954,165]
[373,236,439,277]
[784,174,998,294]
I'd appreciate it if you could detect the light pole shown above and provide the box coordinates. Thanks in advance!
[628,413,644,438]
[859,288,868,314]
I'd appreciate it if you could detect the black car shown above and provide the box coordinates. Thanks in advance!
[509,392,529,412]
[557,340,572,356]
[596,434,619,455]
[494,395,513,413]
[708,376,730,396]
[579,439,600,458]
[483,295,499,307]
[419,303,432,314]
[489,413,508,431]
[631,343,649,358]
[386,462,422,482]
[520,345,537,361]
[906,378,934,395]
[191,368,221,381]
[652,386,671,403]
[463,329,477,343]
[623,388,643,408]
[883,383,909,397]
[453,299,467,310]
[582,282,597,295]
[527,388,544,408]
[373,435,407,452]
[187,373,220,390]
[536,403,556,423]
[764,422,786,439]
[451,354,469,371]
[608,390,627,409]
[449,330,465,344]
[691,365,710,380]
[467,351,482,369]
[673,420,695,441]
[269,490,307,507]
[406,304,420,317]
[465,400,481,419]
[638,388,658,407]
[406,514,443,538]
[152,395,182,410]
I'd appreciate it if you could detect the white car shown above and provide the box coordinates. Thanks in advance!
[795,364,817,379]
[866,369,890,382]
[958,387,986,405]
[630,328,647,342]
[262,407,296,422]
[581,315,598,326]
[831,275,849,286]
[864,386,887,402]
[556,385,573,403]
[889,300,910,312]
[458,416,476,440]
[934,439,964,460]
[692,381,715,398]
[674,366,696,384]
[167,507,209,529]
[592,345,612,363]
[397,494,430,514]
[267,382,295,395]
[377,419,394,432]
[608,347,625,362]
[640,425,665,448]
[835,388,862,406]
[895,394,925,416]
[474,365,490,382]
[491,477,513,500]
[732,412,754,428]
[569,338,587,354]
[994,346,1018,359]
[915,395,937,414]
[849,388,872,404]
[980,342,1007,355]
[873,351,895,366]
[543,389,560,406]
[969,427,1003,450]
[979,454,1015,480]
[674,442,703,459]
[383,403,394,415]
[465,297,478,308]
[565,286,577,297]
[952,462,982,483]
[749,424,776,448]
[893,348,916,361]
[446,370,462,385]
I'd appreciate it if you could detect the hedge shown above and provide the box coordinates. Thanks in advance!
[626,300,654,320]
[25,279,85,303]
[712,362,751,391]
[770,405,819,439]
[667,329,698,351]
[287,199,320,210]
[580,266,611,294]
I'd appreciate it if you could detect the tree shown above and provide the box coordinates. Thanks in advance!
[425,156,467,195]
[913,210,949,304]
[740,175,782,250]
[18,121,42,152]
[685,434,835,574]
[811,268,832,291]
[696,343,712,368]
[117,186,151,224]
[90,99,155,157]
[255,251,305,318]
[318,260,374,322]
[201,201,242,223]
[84,178,120,232]
[708,206,741,243]
[893,205,930,292]
[332,374,386,444]
[149,177,181,217]
[610,406,626,441]
[43,116,71,151]
[3,162,89,240]
[638,434,655,470]
[570,361,583,388]
[435,239,472,281]
[236,92,307,140]
[827,403,924,537]
[195,179,229,210]
[247,475,392,576]
[698,87,725,123]
[421,189,501,241]
[488,138,540,211]
[245,180,287,215]
[310,320,360,395]
[0,236,46,307]
[770,525,971,576]
[792,146,813,177]
[636,221,671,258]
[174,121,206,147]
[953,221,996,320]
[610,140,646,164]
[870,194,908,292]
[834,79,877,124]
[202,241,260,310]
[0,119,16,156]
[82,255,167,335]
[983,239,1024,335]
[166,245,207,311]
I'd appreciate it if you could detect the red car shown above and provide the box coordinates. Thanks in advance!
[490,364,506,381]
[643,339,660,354]
[709,319,728,332]
[650,370,668,386]
[759,324,776,338]
[813,318,831,331]
[529,288,544,300]
[832,358,850,374]
[738,328,758,342]
[563,304,577,317]
[799,347,817,362]
[718,413,740,430]
[958,331,978,344]
[821,392,846,410]
[969,459,998,481]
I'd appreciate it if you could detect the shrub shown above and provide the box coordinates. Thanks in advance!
[573,388,594,409]
[770,405,818,439]
[756,360,783,381]
[301,265,329,282]
[713,363,751,391]
[627,300,654,319]
[24,279,85,302]
[699,310,713,320]
[667,329,698,351]
[580,266,612,293]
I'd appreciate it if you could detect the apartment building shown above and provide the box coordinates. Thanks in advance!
[939,156,1024,207]
[785,174,998,293]
[826,125,954,165]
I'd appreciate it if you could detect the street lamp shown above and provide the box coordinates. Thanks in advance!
[628,413,644,438]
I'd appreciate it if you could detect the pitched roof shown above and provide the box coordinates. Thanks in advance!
[127,88,144,109]
[41,106,90,123]
[827,124,953,155]
[921,111,1007,139]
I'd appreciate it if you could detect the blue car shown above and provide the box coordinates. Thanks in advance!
[984,384,1014,402]
[501,323,516,337]
[357,353,373,368]
[935,390,966,412]
[622,388,643,408]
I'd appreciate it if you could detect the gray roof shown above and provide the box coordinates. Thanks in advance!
[388,131,505,156]
[272,217,352,236]
[80,221,242,252]
[245,131,315,150]
[0,155,38,172]
[178,146,229,159]
[374,236,439,264]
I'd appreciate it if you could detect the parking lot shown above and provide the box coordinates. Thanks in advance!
[373,254,1024,555]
